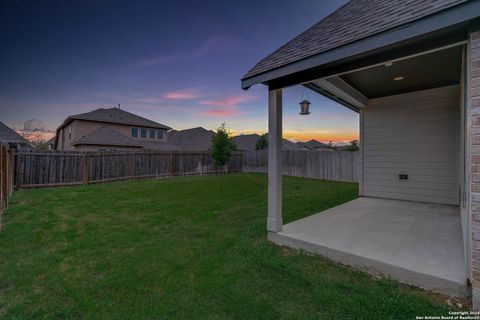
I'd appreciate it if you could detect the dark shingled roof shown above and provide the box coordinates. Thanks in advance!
[59,107,171,130]
[167,127,215,151]
[72,126,143,147]
[243,0,469,80]
[282,139,309,151]
[72,126,180,150]
[297,140,330,150]
[46,136,56,145]
[232,134,260,151]
[0,121,29,144]
[233,133,310,151]
[140,141,180,151]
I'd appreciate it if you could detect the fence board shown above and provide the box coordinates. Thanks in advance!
[14,150,243,188]
[242,149,360,182]
[0,144,14,224]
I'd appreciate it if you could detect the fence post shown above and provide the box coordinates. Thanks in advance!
[2,146,7,211]
[131,153,136,178]
[241,152,244,173]
[0,146,3,213]
[82,154,89,185]
[169,152,173,178]
[7,148,13,196]
[16,152,23,190]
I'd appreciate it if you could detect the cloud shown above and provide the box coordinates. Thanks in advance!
[199,95,256,107]
[135,89,200,104]
[138,91,257,118]
[131,104,179,111]
[162,90,200,100]
[138,35,235,67]
[138,97,163,103]
[197,94,257,117]
[201,107,246,117]
[187,36,234,60]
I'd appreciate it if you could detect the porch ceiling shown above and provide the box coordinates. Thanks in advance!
[340,45,463,99]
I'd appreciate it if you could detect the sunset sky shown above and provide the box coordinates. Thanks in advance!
[0,0,358,143]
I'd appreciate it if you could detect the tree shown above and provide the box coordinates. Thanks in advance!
[343,140,359,151]
[210,123,236,172]
[255,133,268,150]
[19,119,49,148]
[327,141,337,150]
[19,119,47,147]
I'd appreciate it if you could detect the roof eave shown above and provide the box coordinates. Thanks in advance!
[304,83,359,113]
[241,0,480,90]
[69,117,172,130]
[71,141,143,147]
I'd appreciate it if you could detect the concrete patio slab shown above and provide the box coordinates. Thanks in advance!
[269,197,467,297]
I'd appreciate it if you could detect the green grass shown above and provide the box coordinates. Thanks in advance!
[0,174,455,319]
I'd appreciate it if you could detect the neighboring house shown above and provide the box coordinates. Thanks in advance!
[167,127,214,151]
[232,134,261,151]
[297,139,329,150]
[0,121,30,149]
[233,133,309,151]
[242,0,479,303]
[282,139,309,151]
[55,107,179,151]
[46,136,56,150]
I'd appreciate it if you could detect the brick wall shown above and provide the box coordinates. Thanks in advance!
[470,31,480,307]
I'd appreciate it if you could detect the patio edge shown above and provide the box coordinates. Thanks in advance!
[268,231,468,298]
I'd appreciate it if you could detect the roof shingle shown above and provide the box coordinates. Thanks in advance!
[233,133,310,151]
[0,121,29,144]
[72,126,142,147]
[72,126,180,151]
[232,134,260,151]
[61,107,171,130]
[297,140,329,150]
[167,127,215,151]
[243,0,469,80]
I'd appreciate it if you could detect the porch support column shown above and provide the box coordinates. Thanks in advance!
[267,88,283,232]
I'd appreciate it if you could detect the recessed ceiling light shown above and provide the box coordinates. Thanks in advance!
[394,76,404,81]
[384,62,393,67]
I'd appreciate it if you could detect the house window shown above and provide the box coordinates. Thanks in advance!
[158,129,164,139]
[149,129,155,139]
[131,128,138,137]
[141,128,147,138]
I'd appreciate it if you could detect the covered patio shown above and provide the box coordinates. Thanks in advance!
[269,197,466,297]
[241,0,480,302]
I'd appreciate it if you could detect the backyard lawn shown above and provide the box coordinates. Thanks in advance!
[0,174,457,319]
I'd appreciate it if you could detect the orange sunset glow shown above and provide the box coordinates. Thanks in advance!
[231,128,359,143]
[283,130,359,143]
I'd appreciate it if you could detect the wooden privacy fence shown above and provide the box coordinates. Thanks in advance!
[0,143,14,220]
[242,149,360,183]
[14,151,243,188]
[13,149,358,189]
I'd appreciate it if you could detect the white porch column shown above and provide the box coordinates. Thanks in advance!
[267,88,283,232]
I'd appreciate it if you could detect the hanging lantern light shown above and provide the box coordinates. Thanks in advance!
[299,86,311,115]
[299,99,311,115]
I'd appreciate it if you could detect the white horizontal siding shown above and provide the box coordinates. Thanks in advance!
[362,85,459,205]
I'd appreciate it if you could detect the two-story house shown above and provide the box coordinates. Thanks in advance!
[55,107,179,151]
